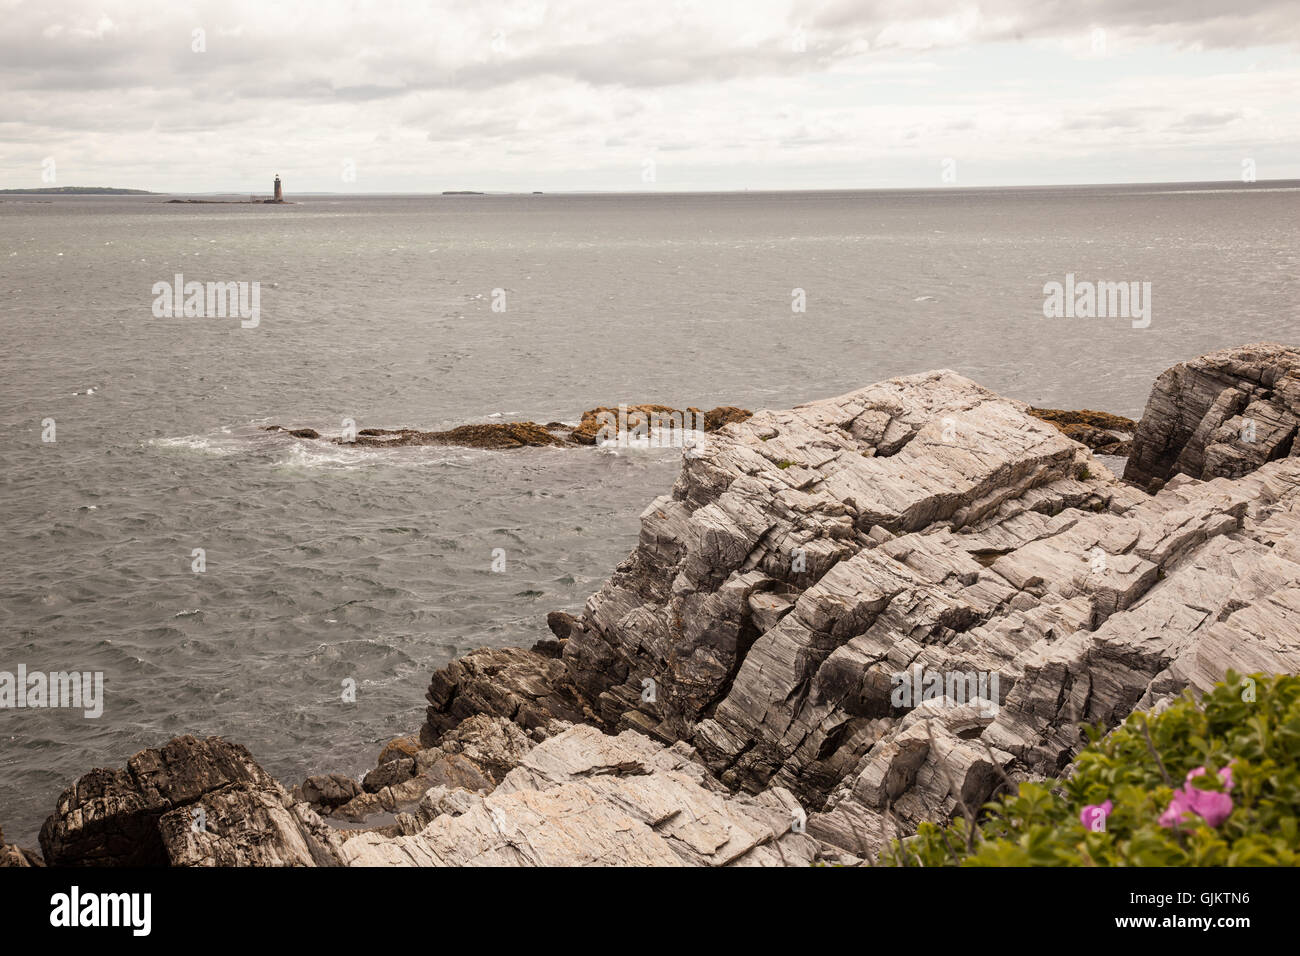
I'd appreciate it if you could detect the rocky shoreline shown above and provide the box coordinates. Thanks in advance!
[7,342,1299,867]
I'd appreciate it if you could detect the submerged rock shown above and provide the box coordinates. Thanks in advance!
[264,403,753,451]
[346,422,568,449]
[263,421,567,449]
[263,425,321,439]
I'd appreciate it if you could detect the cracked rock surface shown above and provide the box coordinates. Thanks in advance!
[39,735,348,866]
[1124,342,1300,490]
[340,724,851,866]
[420,353,1300,859]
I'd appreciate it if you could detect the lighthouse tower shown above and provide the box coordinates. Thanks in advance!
[273,174,283,202]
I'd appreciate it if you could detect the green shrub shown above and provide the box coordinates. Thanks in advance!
[883,672,1300,866]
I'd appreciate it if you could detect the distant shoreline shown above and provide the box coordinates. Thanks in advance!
[0,186,153,195]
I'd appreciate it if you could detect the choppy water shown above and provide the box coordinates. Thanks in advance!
[2,184,1298,846]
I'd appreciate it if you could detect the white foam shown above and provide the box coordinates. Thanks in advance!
[151,435,238,457]
[596,429,710,456]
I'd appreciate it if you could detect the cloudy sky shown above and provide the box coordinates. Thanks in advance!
[3,0,1299,193]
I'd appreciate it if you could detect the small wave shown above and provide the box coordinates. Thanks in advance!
[153,425,485,470]
[277,440,473,470]
[596,429,709,455]
[150,435,239,457]
[279,441,381,469]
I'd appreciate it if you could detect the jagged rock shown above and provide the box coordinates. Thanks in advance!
[40,735,347,866]
[1124,342,1300,490]
[159,787,345,867]
[339,724,853,866]
[332,715,535,824]
[435,713,537,781]
[450,358,1299,858]
[0,823,43,867]
[531,637,565,658]
[413,752,496,792]
[420,645,589,746]
[553,371,1110,781]
[392,785,484,835]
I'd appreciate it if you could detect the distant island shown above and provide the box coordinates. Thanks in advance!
[162,174,290,204]
[442,190,485,195]
[0,186,153,195]
[164,198,290,205]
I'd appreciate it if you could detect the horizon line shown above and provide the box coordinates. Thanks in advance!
[5,176,1299,197]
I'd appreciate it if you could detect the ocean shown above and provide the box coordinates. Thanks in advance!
[2,183,1298,845]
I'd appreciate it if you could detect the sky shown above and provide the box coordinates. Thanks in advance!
[3,0,1300,193]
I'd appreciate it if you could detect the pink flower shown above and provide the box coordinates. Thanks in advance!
[1185,788,1234,827]
[1160,763,1236,829]
[1158,792,1191,829]
[1080,800,1113,831]
[1186,763,1234,791]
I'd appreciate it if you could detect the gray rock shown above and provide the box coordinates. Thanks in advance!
[418,357,1299,859]
[1124,342,1300,490]
[421,645,589,746]
[340,725,853,867]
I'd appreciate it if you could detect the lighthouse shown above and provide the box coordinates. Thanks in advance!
[273,174,283,202]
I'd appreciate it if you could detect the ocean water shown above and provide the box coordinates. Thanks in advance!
[2,184,1298,846]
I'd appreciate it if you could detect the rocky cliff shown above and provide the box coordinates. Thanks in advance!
[1123,342,1300,489]
[21,343,1300,867]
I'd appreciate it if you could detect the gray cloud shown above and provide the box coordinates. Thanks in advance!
[1,0,1297,191]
